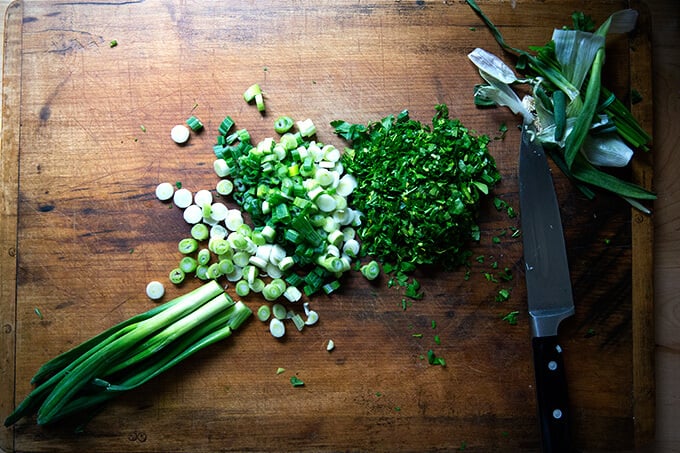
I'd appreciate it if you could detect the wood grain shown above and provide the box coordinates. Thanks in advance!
[0,1,655,451]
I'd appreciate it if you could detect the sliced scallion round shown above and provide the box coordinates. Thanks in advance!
[168,268,185,285]
[257,305,271,322]
[274,116,294,134]
[183,205,203,224]
[173,188,193,209]
[171,124,191,144]
[155,182,174,201]
[178,238,199,254]
[191,223,209,241]
[269,318,285,338]
[145,281,165,300]
[272,303,287,320]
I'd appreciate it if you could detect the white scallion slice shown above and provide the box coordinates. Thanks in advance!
[171,124,191,144]
[269,318,285,338]
[210,202,228,221]
[283,286,302,303]
[173,188,193,209]
[210,224,228,240]
[326,339,335,351]
[335,174,357,197]
[155,182,175,201]
[194,189,213,207]
[216,179,234,196]
[145,281,165,300]
[183,205,203,224]
[305,310,319,326]
[225,210,244,231]
[214,160,231,178]
[316,193,337,212]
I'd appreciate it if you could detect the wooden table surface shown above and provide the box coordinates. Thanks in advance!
[0,0,680,451]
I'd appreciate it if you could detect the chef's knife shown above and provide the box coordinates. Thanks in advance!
[519,124,575,453]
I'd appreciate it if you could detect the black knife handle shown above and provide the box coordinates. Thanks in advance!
[532,335,572,453]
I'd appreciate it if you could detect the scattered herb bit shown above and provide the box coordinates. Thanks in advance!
[140,125,146,133]
[483,272,498,283]
[495,122,508,140]
[276,367,286,375]
[290,376,305,387]
[404,279,423,300]
[427,349,446,366]
[412,333,423,338]
[495,288,511,302]
[476,255,485,263]
[502,310,520,325]
[109,39,117,48]
[431,320,437,329]
[492,236,501,244]
[175,181,182,189]
[332,104,501,280]
[400,299,412,311]
[460,440,468,450]
[434,334,441,345]
[34,308,43,319]
[375,392,383,398]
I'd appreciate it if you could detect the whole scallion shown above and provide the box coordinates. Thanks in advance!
[5,281,251,428]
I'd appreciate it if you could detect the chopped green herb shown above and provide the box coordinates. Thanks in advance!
[495,288,511,302]
[400,299,412,310]
[431,320,437,329]
[427,349,446,366]
[332,105,500,276]
[412,333,423,338]
[34,308,43,319]
[496,122,508,140]
[276,367,286,375]
[502,310,520,325]
[140,125,146,133]
[434,335,441,345]
[375,392,383,397]
[109,39,117,48]
[175,181,182,189]
[404,279,423,300]
[290,376,305,387]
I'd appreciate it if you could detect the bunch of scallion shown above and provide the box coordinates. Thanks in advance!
[5,281,251,429]
[466,0,655,213]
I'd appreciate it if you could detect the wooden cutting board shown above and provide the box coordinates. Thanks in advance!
[0,0,655,451]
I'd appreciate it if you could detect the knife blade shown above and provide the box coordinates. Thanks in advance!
[519,124,575,453]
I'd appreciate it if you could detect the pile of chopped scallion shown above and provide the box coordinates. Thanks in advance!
[155,110,368,338]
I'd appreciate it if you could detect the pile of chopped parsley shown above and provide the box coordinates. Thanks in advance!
[332,104,500,274]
